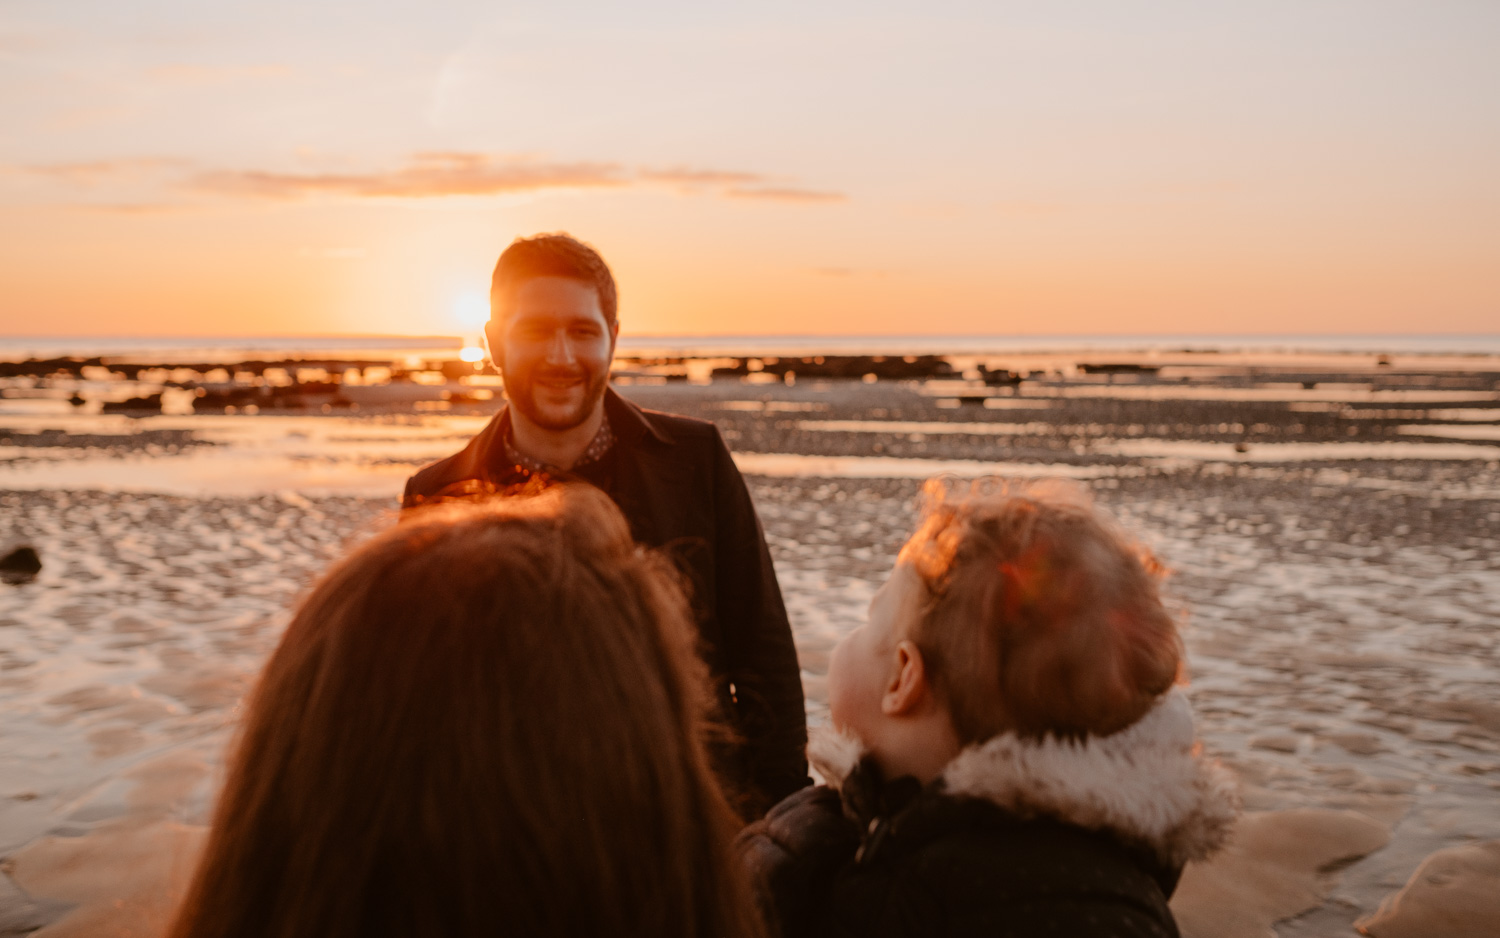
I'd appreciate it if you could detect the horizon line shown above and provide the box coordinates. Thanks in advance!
[3,331,1500,342]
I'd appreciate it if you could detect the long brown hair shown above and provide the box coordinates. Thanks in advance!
[170,485,764,938]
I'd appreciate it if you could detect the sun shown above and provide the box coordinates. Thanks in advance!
[453,291,489,330]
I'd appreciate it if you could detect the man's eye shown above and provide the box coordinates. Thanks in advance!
[570,326,600,338]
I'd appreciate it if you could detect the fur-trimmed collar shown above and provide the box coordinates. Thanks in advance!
[809,690,1238,867]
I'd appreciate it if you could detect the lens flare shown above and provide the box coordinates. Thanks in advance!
[459,346,485,363]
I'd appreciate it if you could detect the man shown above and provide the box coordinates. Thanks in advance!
[404,233,808,813]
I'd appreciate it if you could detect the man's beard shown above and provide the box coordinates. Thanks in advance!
[505,366,609,431]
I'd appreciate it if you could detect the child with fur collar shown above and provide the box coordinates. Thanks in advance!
[739,480,1237,938]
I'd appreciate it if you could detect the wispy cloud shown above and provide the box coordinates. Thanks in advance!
[727,186,846,203]
[194,153,845,205]
[193,152,629,200]
[18,152,845,208]
[638,167,765,187]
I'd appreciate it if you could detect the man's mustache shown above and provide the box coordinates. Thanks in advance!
[528,366,590,384]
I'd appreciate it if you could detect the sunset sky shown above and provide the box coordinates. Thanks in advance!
[2,1,1497,338]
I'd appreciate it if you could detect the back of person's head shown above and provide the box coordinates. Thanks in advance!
[169,486,762,938]
[900,478,1181,744]
[491,232,618,325]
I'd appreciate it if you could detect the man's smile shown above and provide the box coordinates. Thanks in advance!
[532,370,586,391]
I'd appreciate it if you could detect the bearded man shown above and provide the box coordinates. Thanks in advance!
[403,233,808,814]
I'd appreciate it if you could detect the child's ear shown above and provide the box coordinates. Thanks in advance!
[881,640,930,716]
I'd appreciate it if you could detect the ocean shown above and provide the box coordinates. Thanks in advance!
[4,333,1500,361]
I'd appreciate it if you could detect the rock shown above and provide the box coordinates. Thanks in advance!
[0,546,42,585]
[101,394,163,414]
[1172,808,1392,938]
[1355,840,1500,937]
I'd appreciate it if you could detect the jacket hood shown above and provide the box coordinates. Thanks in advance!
[809,689,1238,867]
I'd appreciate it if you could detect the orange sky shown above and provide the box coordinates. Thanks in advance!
[2,2,1497,338]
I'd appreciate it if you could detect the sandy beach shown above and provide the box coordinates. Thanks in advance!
[2,355,1499,936]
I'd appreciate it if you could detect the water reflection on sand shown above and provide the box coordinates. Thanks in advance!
[2,376,1500,935]
[2,410,1497,497]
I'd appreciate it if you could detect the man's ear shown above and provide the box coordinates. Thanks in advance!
[608,319,620,354]
[881,640,931,717]
[483,319,504,363]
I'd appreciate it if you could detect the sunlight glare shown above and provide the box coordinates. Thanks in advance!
[454,291,489,329]
[459,346,486,362]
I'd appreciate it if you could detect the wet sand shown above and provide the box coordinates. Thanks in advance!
[2,367,1499,936]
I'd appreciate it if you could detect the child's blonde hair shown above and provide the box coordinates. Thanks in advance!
[899,478,1181,744]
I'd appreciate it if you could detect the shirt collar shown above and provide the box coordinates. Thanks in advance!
[502,412,615,475]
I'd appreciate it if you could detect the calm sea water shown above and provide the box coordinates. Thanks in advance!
[3,333,1500,361]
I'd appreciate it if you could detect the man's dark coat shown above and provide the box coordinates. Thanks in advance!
[403,387,809,812]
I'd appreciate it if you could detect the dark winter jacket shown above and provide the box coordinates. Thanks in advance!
[739,691,1238,938]
[403,387,809,813]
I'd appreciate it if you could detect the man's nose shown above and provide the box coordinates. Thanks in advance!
[544,329,577,365]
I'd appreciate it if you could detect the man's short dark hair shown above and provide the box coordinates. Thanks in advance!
[490,233,618,325]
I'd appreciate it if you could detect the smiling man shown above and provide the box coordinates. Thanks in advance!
[403,233,808,814]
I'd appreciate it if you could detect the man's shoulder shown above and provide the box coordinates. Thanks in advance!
[634,405,722,445]
[404,449,466,497]
[605,388,724,453]
[403,410,506,503]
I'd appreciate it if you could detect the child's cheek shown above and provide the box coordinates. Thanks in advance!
[827,634,870,737]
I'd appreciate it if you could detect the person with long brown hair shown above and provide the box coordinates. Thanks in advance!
[169,485,765,938]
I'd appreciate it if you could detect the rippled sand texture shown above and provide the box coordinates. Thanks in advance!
[3,366,1500,935]
[755,468,1500,938]
[0,491,389,935]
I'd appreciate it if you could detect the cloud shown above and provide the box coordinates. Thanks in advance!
[18,151,846,209]
[639,167,766,187]
[192,152,629,200]
[639,167,846,202]
[726,186,847,203]
[193,153,846,205]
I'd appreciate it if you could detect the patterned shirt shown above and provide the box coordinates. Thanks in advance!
[501,413,615,475]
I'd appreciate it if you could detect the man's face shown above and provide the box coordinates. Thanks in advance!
[486,277,618,432]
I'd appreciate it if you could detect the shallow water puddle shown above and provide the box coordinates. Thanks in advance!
[1399,424,1500,441]
[733,452,1117,480]
[1099,439,1500,461]
[998,386,1500,404]
[798,419,1054,435]
[0,414,495,497]
[0,449,414,497]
